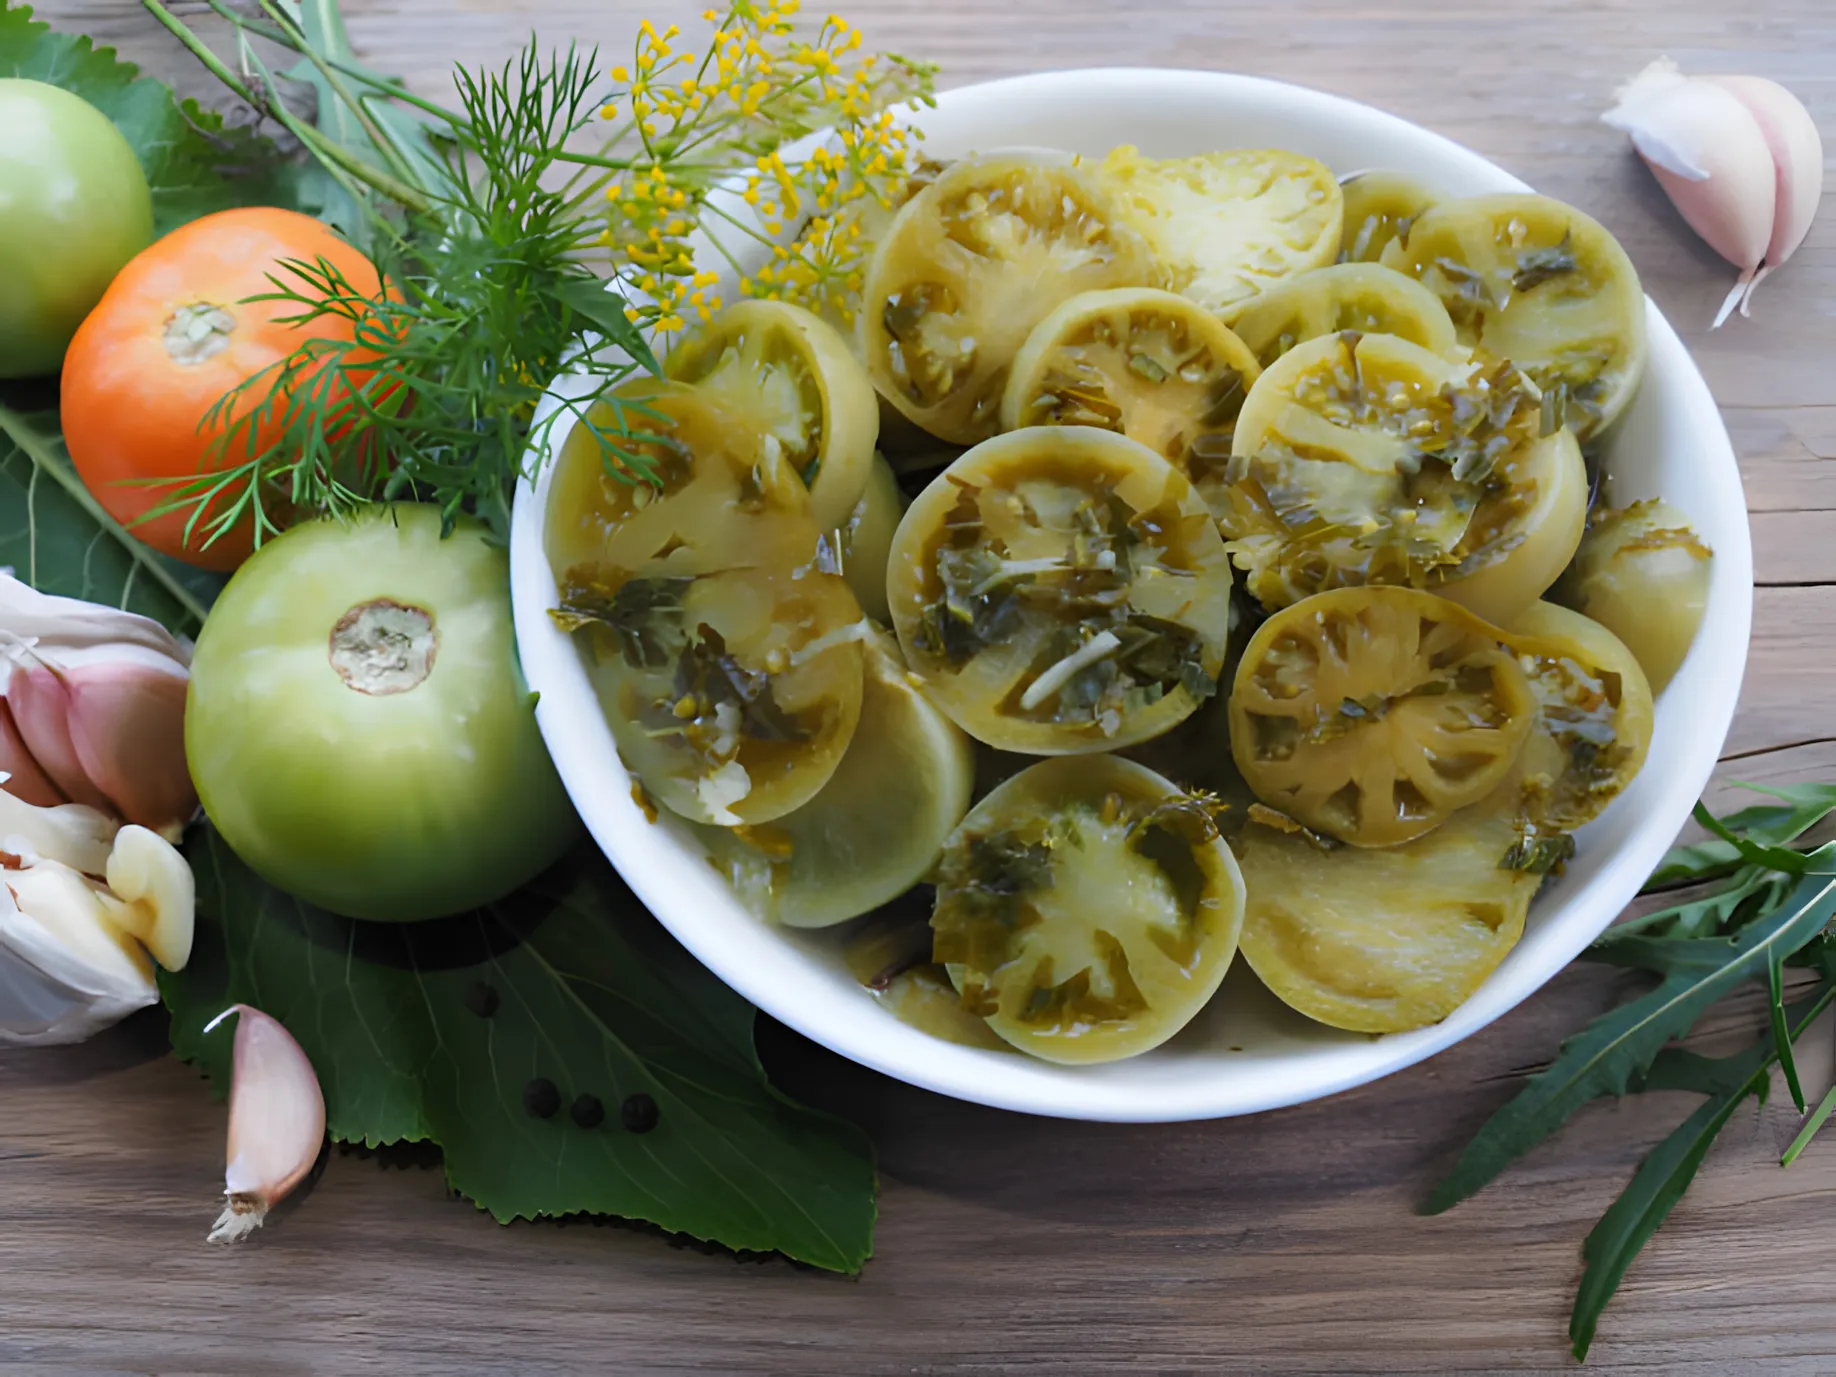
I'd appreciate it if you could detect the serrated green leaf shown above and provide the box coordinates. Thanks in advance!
[0,0,302,232]
[1628,1044,1762,1098]
[0,399,223,636]
[1569,986,1834,1360]
[1646,783,1836,890]
[159,827,878,1271]
[1421,862,1836,1215]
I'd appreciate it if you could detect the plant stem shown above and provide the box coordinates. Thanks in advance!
[140,0,437,214]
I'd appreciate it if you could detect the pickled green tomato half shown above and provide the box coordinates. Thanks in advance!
[1386,193,1648,442]
[1337,170,1439,265]
[695,626,974,928]
[1220,263,1458,367]
[663,299,880,530]
[1219,330,1586,626]
[1000,286,1262,474]
[0,80,154,378]
[931,755,1246,1063]
[545,382,866,827]
[1230,587,1536,847]
[1235,803,1539,1033]
[1566,499,1712,693]
[186,505,579,922]
[1502,600,1654,833]
[862,152,1156,445]
[887,426,1235,754]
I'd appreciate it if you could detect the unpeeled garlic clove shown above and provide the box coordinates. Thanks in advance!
[0,784,120,877]
[1700,74,1826,314]
[206,1004,327,1243]
[0,573,197,836]
[0,699,66,808]
[1602,58,1824,327]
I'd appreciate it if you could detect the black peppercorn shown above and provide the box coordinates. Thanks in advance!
[570,1094,605,1129]
[523,1077,561,1119]
[462,982,500,1018]
[620,1092,659,1133]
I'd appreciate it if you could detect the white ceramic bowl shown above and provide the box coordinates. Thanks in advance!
[510,69,1753,1122]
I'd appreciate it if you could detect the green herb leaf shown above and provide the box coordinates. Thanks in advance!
[1569,986,1834,1359]
[1421,860,1836,1214]
[1691,800,1811,875]
[0,0,301,232]
[0,400,223,636]
[161,827,878,1271]
[1591,868,1786,950]
[552,278,663,376]
[1646,782,1836,889]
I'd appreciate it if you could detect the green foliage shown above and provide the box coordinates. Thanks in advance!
[0,399,222,635]
[1427,786,1836,1360]
[162,828,878,1271]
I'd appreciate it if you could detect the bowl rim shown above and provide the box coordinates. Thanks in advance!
[510,66,1753,1122]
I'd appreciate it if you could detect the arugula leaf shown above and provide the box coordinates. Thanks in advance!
[0,0,300,233]
[0,400,223,636]
[160,827,877,1271]
[1592,868,1787,950]
[1646,782,1836,889]
[1569,986,1834,1360]
[1421,859,1836,1214]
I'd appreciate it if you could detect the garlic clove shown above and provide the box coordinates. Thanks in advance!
[1,855,160,1046]
[100,825,195,971]
[0,572,194,667]
[62,659,197,834]
[0,698,68,808]
[4,666,117,816]
[206,1004,327,1243]
[0,785,120,876]
[1699,74,1825,316]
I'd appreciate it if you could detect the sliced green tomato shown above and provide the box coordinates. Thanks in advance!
[1219,331,1576,621]
[580,565,866,826]
[545,379,818,581]
[1424,425,1586,628]
[1235,803,1539,1033]
[887,426,1234,754]
[931,755,1246,1064]
[877,965,1011,1051]
[1566,498,1712,693]
[1096,146,1342,313]
[1386,193,1647,442]
[694,626,973,927]
[862,152,1156,446]
[664,299,880,529]
[1501,600,1654,833]
[1230,587,1536,847]
[836,452,904,624]
[1338,170,1439,265]
[1220,263,1458,367]
[1000,286,1261,472]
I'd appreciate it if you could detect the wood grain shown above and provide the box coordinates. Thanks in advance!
[6,1,1835,1371]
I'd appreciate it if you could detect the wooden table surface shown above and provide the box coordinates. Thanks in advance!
[6,0,1835,1372]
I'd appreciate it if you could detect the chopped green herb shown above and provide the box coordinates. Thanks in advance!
[1512,230,1579,294]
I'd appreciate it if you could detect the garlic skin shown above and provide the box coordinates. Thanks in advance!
[0,574,197,839]
[207,1004,327,1243]
[0,803,195,1046]
[1602,59,1824,326]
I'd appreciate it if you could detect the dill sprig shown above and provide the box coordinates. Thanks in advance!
[138,0,933,547]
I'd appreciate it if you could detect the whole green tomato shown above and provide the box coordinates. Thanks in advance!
[186,505,581,921]
[0,79,154,379]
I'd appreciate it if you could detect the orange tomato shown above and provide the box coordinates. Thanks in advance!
[61,207,384,571]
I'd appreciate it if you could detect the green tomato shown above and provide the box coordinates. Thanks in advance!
[0,79,154,379]
[186,505,580,921]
